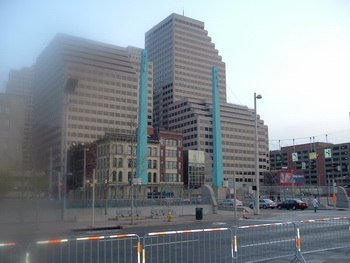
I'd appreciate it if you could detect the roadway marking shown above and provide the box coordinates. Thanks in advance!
[240,239,295,248]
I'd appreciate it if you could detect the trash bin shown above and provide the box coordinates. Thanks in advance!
[195,207,203,220]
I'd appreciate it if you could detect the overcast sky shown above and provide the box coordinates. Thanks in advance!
[1,0,349,150]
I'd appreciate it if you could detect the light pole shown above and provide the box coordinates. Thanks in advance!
[49,169,61,201]
[254,93,262,215]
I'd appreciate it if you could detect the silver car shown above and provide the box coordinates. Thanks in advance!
[249,199,277,209]
[219,199,243,206]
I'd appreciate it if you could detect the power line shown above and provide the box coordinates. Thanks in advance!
[269,129,350,150]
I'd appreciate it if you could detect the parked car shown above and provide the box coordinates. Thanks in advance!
[179,197,191,204]
[219,199,243,206]
[277,199,308,210]
[249,199,277,209]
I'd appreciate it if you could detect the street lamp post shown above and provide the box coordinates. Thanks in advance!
[254,93,262,215]
[49,169,61,201]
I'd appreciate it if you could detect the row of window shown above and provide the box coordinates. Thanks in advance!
[68,65,137,82]
[165,161,181,170]
[159,139,182,147]
[98,170,158,183]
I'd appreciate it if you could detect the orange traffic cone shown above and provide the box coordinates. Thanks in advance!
[242,209,247,219]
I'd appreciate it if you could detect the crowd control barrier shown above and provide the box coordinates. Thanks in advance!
[233,222,302,263]
[0,242,23,263]
[26,233,140,263]
[142,228,234,263]
[2,217,350,263]
[296,217,350,255]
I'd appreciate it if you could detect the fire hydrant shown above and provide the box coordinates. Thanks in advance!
[167,212,172,222]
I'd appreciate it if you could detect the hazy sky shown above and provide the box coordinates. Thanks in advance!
[1,0,349,150]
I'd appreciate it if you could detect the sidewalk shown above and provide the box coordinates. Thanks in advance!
[0,210,269,241]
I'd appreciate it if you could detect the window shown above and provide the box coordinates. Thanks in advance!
[112,145,117,153]
[118,158,123,168]
[153,173,157,183]
[148,160,152,169]
[153,160,157,169]
[112,171,117,182]
[152,148,157,156]
[127,145,132,154]
[117,145,123,154]
[148,172,152,182]
[118,171,123,182]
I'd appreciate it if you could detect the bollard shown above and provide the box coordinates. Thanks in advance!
[167,212,172,222]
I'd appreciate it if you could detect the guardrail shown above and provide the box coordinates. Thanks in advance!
[1,217,349,262]
[234,222,299,263]
[26,233,141,263]
[142,228,233,263]
[0,242,23,263]
[296,217,350,255]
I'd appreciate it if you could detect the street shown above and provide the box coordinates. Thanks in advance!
[1,204,349,262]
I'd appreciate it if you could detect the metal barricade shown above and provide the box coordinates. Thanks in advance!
[26,233,141,263]
[234,222,301,263]
[142,228,234,263]
[0,242,24,263]
[297,217,350,255]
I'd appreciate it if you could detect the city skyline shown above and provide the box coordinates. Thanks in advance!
[1,0,350,150]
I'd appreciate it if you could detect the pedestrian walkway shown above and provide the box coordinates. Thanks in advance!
[0,210,269,241]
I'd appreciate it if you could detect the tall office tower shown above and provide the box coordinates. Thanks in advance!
[5,66,35,170]
[33,34,153,173]
[146,13,227,129]
[0,94,25,170]
[146,14,269,189]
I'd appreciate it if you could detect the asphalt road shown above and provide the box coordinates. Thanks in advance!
[1,201,350,263]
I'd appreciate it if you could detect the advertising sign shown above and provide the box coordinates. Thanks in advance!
[279,171,305,185]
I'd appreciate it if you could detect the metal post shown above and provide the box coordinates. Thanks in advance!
[63,94,69,220]
[49,147,53,194]
[92,169,95,227]
[50,170,61,202]
[254,93,262,215]
[234,173,237,219]
[83,147,86,188]
[333,180,336,209]
[131,180,134,225]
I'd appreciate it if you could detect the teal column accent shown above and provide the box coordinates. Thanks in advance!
[212,66,223,187]
[136,49,148,185]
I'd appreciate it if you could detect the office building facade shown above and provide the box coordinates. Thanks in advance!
[5,67,35,170]
[146,14,269,189]
[270,142,350,189]
[33,34,153,173]
[0,94,26,170]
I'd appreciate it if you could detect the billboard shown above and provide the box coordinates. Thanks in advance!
[279,171,305,186]
[188,150,205,164]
